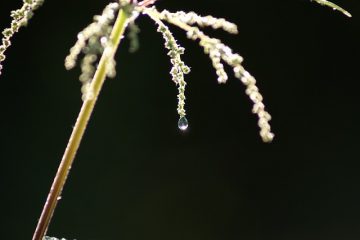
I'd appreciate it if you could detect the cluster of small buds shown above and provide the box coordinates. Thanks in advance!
[190,29,273,141]
[64,2,120,101]
[65,2,120,69]
[127,22,140,53]
[0,0,44,75]
[234,66,274,142]
[156,10,238,34]
[185,26,245,85]
[201,38,230,83]
[205,39,228,83]
[143,6,274,141]
[153,19,190,119]
[195,31,273,141]
[106,57,117,78]
[79,54,97,101]
[146,7,242,85]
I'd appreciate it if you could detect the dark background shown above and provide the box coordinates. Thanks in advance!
[1,0,359,239]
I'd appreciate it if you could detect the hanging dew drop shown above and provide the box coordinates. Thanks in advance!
[178,116,188,131]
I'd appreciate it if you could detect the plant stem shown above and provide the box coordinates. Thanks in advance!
[32,8,130,240]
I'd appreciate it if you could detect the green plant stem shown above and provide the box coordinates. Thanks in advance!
[32,9,130,240]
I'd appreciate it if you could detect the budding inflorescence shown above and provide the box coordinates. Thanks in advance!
[0,0,353,142]
[146,14,190,119]
[65,2,122,101]
[127,22,140,53]
[0,0,44,75]
[143,6,274,142]
[156,10,238,34]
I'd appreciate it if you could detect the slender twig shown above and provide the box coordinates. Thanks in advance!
[32,8,130,240]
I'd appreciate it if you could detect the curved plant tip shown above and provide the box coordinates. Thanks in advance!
[0,0,44,75]
[312,0,352,17]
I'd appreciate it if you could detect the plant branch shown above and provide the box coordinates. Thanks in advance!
[32,8,130,240]
[312,0,352,17]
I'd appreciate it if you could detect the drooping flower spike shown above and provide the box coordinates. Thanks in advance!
[141,6,274,141]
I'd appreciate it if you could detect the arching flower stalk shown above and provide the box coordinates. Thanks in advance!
[148,15,191,130]
[142,6,274,142]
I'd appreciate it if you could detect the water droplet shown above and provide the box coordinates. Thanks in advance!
[178,116,188,131]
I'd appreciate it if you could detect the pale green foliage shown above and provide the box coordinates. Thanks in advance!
[312,0,352,17]
[0,0,44,75]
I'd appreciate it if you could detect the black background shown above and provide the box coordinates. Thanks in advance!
[1,0,360,239]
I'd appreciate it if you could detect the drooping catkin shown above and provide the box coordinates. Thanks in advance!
[146,12,191,120]
[143,6,274,142]
[64,2,120,101]
[0,0,44,75]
